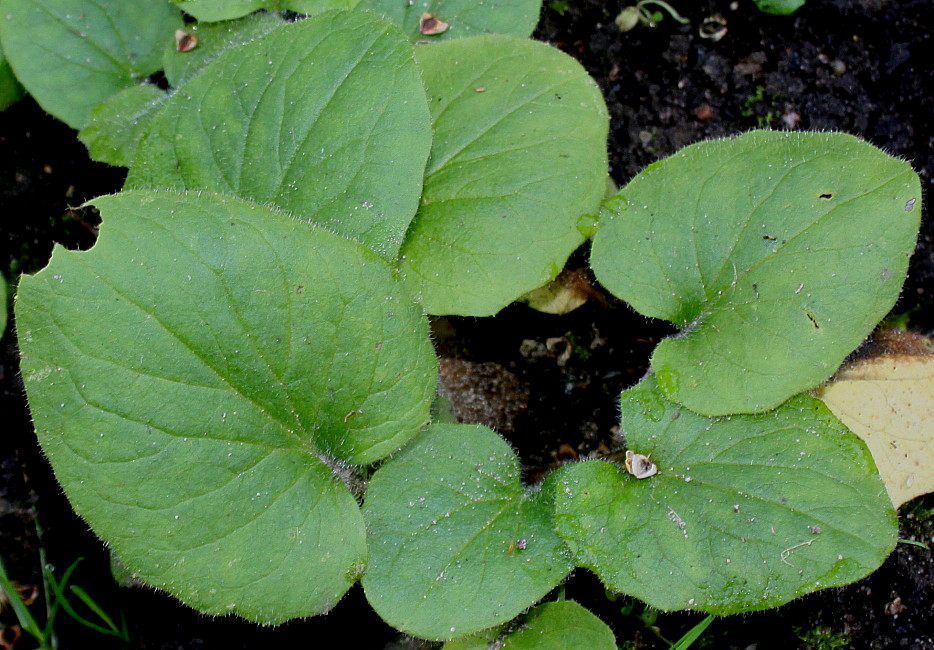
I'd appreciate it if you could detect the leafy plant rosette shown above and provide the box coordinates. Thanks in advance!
[8,0,924,644]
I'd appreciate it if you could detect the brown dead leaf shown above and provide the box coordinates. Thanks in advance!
[174,29,198,52]
[419,13,449,35]
[518,268,602,315]
[815,338,934,509]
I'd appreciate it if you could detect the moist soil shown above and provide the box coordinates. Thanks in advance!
[1,1,932,648]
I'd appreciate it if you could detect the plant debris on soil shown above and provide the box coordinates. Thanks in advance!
[2,1,932,648]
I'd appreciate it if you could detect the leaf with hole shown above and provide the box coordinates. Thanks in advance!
[127,11,432,260]
[15,189,437,623]
[553,376,897,614]
[397,35,608,315]
[362,423,573,640]
[590,131,921,415]
[0,0,182,129]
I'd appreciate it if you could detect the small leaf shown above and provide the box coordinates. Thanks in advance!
[0,0,182,129]
[170,0,267,21]
[815,340,934,508]
[554,377,897,615]
[499,600,616,649]
[0,273,7,336]
[362,424,573,640]
[518,269,594,315]
[0,43,24,111]
[174,28,199,52]
[16,190,438,623]
[419,12,450,36]
[129,11,432,260]
[398,35,609,315]
[78,84,168,167]
[441,628,499,650]
[170,0,360,22]
[590,131,921,415]
[752,0,806,16]
[358,0,542,41]
[162,11,286,89]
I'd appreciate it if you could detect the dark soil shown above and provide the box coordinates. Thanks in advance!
[2,1,932,648]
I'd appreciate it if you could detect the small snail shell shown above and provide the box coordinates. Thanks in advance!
[625,450,658,479]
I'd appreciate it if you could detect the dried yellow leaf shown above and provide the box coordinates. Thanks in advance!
[816,344,934,509]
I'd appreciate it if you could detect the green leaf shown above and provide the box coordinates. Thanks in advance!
[398,36,609,315]
[169,0,358,22]
[362,424,573,640]
[287,0,360,14]
[554,377,898,615]
[499,601,616,649]
[16,189,438,623]
[441,628,500,650]
[590,131,921,415]
[752,0,805,16]
[671,615,715,650]
[0,0,182,129]
[162,12,286,89]
[78,84,168,167]
[358,0,542,41]
[0,43,24,111]
[170,0,268,21]
[0,273,7,337]
[128,11,432,260]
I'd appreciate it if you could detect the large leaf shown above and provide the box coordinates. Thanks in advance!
[0,0,182,129]
[15,190,437,623]
[170,0,357,22]
[590,131,921,415]
[128,11,431,260]
[78,84,168,167]
[162,12,286,89]
[362,424,573,640]
[398,35,609,315]
[358,0,542,41]
[554,377,897,615]
[816,344,934,508]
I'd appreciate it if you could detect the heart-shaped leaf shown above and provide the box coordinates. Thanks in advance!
[162,11,286,89]
[590,131,921,415]
[358,0,543,41]
[78,84,168,167]
[362,423,573,640]
[554,377,897,615]
[16,190,437,623]
[128,11,432,260]
[0,0,182,129]
[398,35,609,315]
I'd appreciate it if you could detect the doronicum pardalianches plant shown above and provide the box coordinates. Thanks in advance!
[2,0,923,644]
